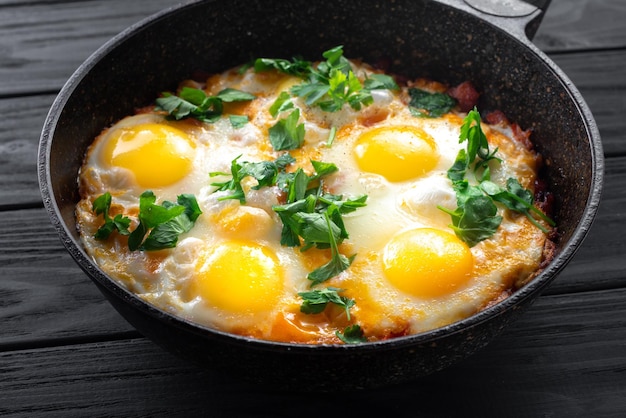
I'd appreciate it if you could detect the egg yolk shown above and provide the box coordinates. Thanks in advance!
[214,205,273,240]
[103,122,195,188]
[353,125,438,182]
[382,228,473,298]
[193,241,283,314]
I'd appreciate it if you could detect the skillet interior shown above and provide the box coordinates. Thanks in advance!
[40,0,602,390]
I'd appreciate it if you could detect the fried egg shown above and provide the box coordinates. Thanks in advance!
[76,57,552,344]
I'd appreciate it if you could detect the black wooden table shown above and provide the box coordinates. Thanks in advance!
[1,1,625,416]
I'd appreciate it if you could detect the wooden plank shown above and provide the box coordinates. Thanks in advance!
[0,0,175,96]
[0,94,55,207]
[549,50,626,157]
[545,154,626,294]
[534,0,626,52]
[0,207,136,349]
[0,288,624,417]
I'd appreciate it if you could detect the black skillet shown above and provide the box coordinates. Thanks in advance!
[38,0,603,390]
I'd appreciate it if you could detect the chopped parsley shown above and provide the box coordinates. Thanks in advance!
[212,154,367,286]
[255,45,398,113]
[252,55,312,78]
[298,287,355,319]
[155,86,255,127]
[408,88,456,118]
[209,154,296,203]
[92,191,202,251]
[439,108,555,246]
[336,324,367,344]
[268,108,305,151]
[481,178,555,233]
[92,192,131,239]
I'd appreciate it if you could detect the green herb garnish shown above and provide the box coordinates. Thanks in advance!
[305,211,356,286]
[439,108,554,246]
[155,86,255,127]
[268,108,305,151]
[253,56,312,78]
[439,189,502,247]
[299,287,355,319]
[209,155,295,203]
[336,324,367,344]
[92,192,131,239]
[408,88,456,118]
[269,91,295,118]
[481,178,555,233]
[92,191,202,251]
[213,153,366,284]
[228,114,249,129]
[127,191,202,251]
[273,189,364,285]
[255,46,398,113]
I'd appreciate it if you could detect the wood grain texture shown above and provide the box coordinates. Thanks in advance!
[0,0,176,96]
[534,0,626,52]
[0,94,55,207]
[1,288,624,417]
[549,50,626,157]
[544,155,626,294]
[0,208,136,350]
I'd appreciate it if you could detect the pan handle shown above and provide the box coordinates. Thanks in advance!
[462,0,551,40]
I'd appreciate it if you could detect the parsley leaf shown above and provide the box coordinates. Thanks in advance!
[271,161,365,283]
[446,148,469,183]
[209,157,247,203]
[92,192,131,240]
[481,178,555,232]
[127,191,202,251]
[306,212,356,286]
[212,153,366,285]
[440,109,554,246]
[408,88,456,118]
[253,56,312,78]
[298,287,355,319]
[310,160,339,180]
[336,324,367,344]
[256,46,398,113]
[210,155,286,203]
[229,114,249,129]
[290,81,329,107]
[364,73,400,91]
[439,193,502,247]
[459,108,500,176]
[155,86,255,126]
[318,68,373,112]
[268,108,305,151]
[326,126,337,147]
[269,91,295,118]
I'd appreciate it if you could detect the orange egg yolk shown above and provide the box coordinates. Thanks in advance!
[103,122,195,188]
[382,228,473,298]
[353,125,438,182]
[193,241,283,314]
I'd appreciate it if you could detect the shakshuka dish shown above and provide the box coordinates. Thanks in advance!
[76,46,556,344]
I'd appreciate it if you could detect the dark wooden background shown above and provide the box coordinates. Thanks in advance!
[1,0,625,416]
